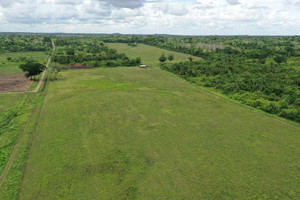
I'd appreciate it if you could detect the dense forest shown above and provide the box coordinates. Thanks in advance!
[0,35,51,53]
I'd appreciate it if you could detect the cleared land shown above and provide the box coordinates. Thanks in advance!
[19,67,299,199]
[105,43,200,65]
[0,75,32,92]
[0,51,50,92]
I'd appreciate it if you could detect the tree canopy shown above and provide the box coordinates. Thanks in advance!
[159,53,167,62]
[19,61,46,79]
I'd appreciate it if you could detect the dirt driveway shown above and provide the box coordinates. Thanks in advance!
[0,75,32,92]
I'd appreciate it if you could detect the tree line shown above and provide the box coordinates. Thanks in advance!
[160,52,300,122]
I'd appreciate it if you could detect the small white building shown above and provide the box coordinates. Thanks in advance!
[140,65,147,68]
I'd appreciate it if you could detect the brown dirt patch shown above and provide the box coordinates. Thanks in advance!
[0,75,32,92]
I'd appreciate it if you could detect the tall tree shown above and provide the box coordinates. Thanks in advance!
[19,61,46,80]
[159,53,167,62]
[168,54,174,61]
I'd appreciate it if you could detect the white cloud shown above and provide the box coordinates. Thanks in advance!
[0,0,299,35]
[226,0,240,5]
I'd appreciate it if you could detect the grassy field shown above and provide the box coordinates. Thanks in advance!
[0,93,27,174]
[0,92,46,200]
[0,94,24,113]
[19,67,299,200]
[0,94,32,175]
[105,43,200,66]
[0,50,51,199]
[0,51,50,76]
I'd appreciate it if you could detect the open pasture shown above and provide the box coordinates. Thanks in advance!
[105,43,200,65]
[19,67,299,200]
[0,51,49,76]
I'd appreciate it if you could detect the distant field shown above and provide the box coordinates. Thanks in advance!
[0,51,49,76]
[19,67,299,199]
[105,43,200,65]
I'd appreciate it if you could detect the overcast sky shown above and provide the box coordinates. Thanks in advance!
[0,0,299,35]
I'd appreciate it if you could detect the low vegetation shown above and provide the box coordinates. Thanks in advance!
[0,52,49,76]
[0,33,299,200]
[19,67,299,199]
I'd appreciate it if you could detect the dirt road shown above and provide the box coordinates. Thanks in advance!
[30,41,55,93]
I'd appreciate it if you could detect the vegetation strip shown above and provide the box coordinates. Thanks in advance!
[29,41,55,93]
[0,40,55,193]
[17,89,49,200]
[0,102,38,187]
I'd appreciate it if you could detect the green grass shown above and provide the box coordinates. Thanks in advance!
[0,51,50,76]
[105,43,200,66]
[0,92,46,200]
[0,94,24,113]
[0,94,32,175]
[19,67,299,200]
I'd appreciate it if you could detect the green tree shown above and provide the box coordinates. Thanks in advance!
[43,36,51,43]
[188,57,193,62]
[19,61,46,80]
[51,66,64,80]
[167,54,174,61]
[159,53,167,62]
[66,49,75,56]
[273,54,287,64]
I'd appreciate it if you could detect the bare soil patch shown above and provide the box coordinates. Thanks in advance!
[0,75,32,92]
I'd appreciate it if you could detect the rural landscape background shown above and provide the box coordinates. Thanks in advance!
[0,0,300,200]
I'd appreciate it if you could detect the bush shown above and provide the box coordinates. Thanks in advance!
[159,53,167,62]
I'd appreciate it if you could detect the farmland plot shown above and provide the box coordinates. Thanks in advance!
[19,67,299,200]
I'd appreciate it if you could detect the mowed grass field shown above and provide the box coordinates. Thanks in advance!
[0,51,49,76]
[19,67,299,199]
[105,43,200,65]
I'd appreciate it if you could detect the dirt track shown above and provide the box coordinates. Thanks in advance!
[30,41,55,93]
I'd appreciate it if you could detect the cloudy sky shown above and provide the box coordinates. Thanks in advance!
[0,0,299,35]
